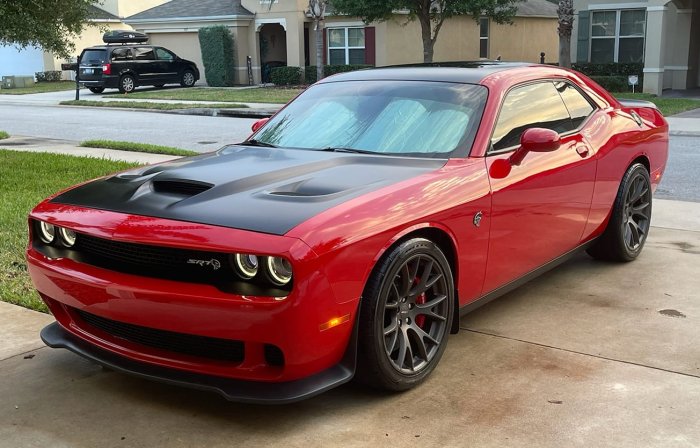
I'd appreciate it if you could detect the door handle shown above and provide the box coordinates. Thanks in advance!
[575,145,589,158]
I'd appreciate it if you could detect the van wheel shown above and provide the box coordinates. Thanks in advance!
[356,238,454,391]
[88,87,105,94]
[118,74,135,93]
[181,70,196,87]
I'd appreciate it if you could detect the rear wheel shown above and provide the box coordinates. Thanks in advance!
[357,238,454,391]
[180,70,196,87]
[118,74,135,93]
[587,163,652,261]
[88,87,105,94]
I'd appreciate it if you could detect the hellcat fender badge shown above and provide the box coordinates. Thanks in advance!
[187,258,222,270]
[473,211,483,227]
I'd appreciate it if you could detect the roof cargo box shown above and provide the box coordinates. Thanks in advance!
[103,30,148,44]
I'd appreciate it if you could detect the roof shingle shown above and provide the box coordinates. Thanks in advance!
[126,0,253,21]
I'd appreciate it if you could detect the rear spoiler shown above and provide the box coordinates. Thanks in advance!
[617,98,658,110]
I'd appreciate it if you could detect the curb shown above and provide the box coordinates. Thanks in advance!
[165,108,277,119]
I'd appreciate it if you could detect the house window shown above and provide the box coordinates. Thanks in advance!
[328,27,365,65]
[479,18,489,59]
[590,9,645,63]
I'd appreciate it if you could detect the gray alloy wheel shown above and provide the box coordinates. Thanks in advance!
[119,75,135,93]
[587,163,652,261]
[181,70,196,87]
[357,238,454,391]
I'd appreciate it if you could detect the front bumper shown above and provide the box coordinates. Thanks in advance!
[41,321,356,404]
[27,204,360,400]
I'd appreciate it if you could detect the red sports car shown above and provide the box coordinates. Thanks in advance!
[27,62,668,403]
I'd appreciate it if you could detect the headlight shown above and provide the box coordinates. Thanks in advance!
[233,253,259,279]
[38,221,56,244]
[58,227,77,247]
[266,256,293,286]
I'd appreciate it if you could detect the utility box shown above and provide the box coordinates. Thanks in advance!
[1,76,35,89]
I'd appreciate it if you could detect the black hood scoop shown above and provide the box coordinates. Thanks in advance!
[51,145,445,235]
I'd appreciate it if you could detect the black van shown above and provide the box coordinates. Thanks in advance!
[78,40,200,94]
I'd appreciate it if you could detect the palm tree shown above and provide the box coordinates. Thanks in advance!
[307,0,328,82]
[558,0,574,68]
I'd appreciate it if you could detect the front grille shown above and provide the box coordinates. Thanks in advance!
[75,308,244,363]
[73,234,233,284]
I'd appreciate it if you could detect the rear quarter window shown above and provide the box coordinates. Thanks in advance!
[111,48,132,61]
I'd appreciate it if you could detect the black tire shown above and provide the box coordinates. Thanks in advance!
[587,163,652,262]
[180,70,196,87]
[118,74,135,93]
[88,87,105,94]
[357,238,454,391]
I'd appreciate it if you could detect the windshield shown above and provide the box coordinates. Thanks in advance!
[253,80,488,158]
[81,50,107,64]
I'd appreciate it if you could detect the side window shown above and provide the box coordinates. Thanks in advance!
[111,48,132,61]
[491,82,572,151]
[155,48,175,61]
[555,82,595,128]
[133,47,155,60]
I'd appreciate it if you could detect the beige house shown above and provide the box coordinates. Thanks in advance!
[571,0,699,94]
[124,0,559,85]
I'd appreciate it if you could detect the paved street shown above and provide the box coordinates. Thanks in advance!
[0,102,256,151]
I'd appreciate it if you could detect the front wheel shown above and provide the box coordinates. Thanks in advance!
[587,163,652,261]
[118,74,135,93]
[88,87,104,94]
[357,238,454,391]
[180,70,196,87]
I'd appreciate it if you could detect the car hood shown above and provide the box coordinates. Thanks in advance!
[50,145,446,235]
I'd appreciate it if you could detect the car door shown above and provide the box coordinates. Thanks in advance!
[482,80,597,293]
[154,47,179,83]
[132,47,158,84]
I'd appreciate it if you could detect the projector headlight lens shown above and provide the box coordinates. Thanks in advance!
[58,227,77,247]
[266,257,293,286]
[233,253,259,279]
[38,221,56,244]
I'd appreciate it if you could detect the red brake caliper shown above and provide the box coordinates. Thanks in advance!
[414,277,426,328]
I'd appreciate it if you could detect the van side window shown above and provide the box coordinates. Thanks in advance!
[133,47,155,60]
[111,48,132,61]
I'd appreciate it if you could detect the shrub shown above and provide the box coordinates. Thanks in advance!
[271,66,303,86]
[573,62,643,90]
[589,76,629,92]
[198,26,236,87]
[304,64,373,84]
[35,71,63,82]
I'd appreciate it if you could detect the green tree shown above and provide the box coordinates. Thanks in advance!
[330,0,522,63]
[0,0,95,58]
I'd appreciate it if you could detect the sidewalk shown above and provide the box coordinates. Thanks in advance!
[1,198,698,447]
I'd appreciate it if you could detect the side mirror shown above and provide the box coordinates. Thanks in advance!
[509,128,560,166]
[251,118,270,133]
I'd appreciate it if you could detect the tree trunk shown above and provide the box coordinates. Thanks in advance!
[559,34,571,68]
[418,13,434,63]
[315,20,324,80]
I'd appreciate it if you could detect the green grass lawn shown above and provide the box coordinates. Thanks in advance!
[80,140,198,156]
[614,93,700,116]
[61,100,248,110]
[0,81,76,95]
[107,87,302,104]
[0,151,139,312]
[0,131,8,140]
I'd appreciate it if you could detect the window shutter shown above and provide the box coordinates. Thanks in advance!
[576,11,590,63]
[323,29,327,65]
[364,26,376,66]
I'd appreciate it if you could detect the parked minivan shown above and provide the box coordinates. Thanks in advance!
[78,33,200,93]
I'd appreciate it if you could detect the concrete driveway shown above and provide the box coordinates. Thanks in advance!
[1,199,699,448]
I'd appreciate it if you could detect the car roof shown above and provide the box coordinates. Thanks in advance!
[83,45,156,51]
[318,61,538,84]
